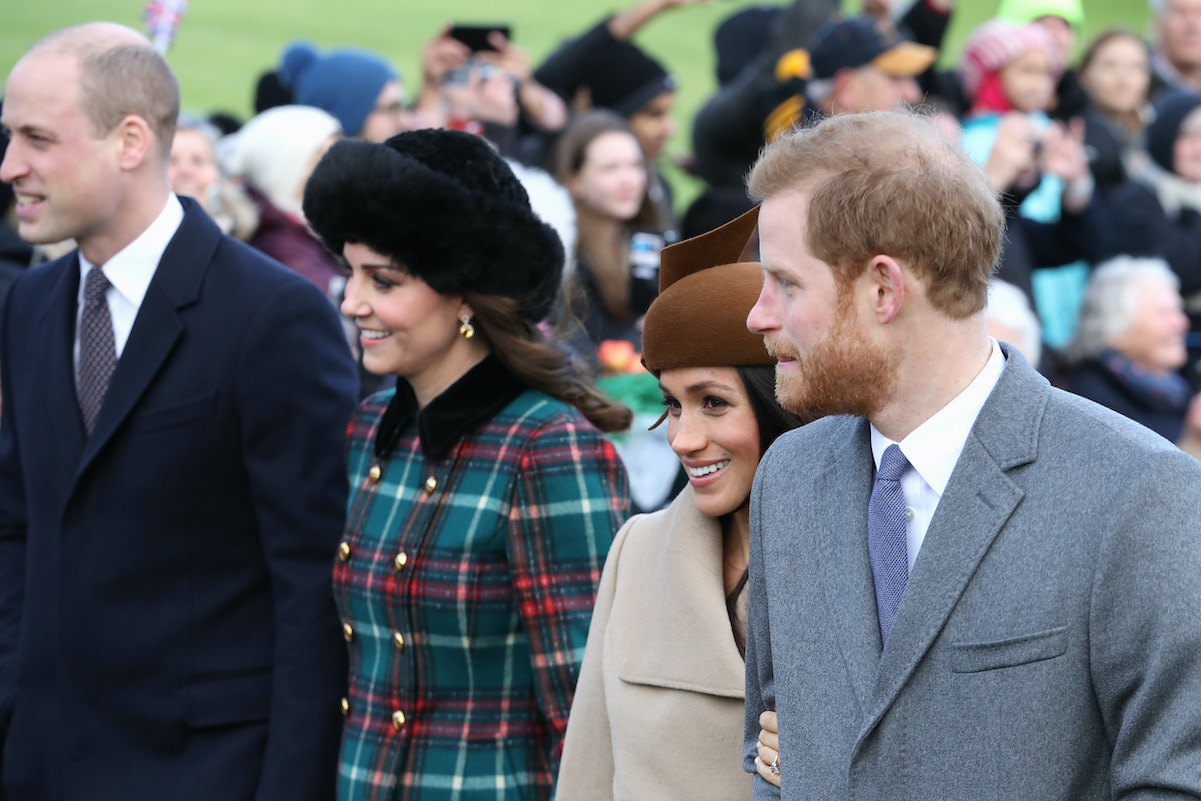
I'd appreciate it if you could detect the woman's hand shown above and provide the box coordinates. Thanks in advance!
[754,710,781,788]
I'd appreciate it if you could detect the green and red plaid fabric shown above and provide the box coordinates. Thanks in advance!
[335,388,629,800]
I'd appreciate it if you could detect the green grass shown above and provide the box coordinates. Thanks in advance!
[1,0,1151,211]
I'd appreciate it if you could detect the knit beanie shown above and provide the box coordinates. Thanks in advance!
[715,6,781,86]
[221,105,341,217]
[303,130,565,322]
[641,206,773,374]
[1146,90,1201,173]
[582,39,676,118]
[959,20,1065,103]
[279,41,397,138]
[996,0,1085,29]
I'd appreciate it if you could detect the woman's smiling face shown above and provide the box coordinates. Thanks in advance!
[660,366,761,518]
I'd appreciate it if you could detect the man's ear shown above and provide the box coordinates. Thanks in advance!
[867,254,905,325]
[114,114,154,171]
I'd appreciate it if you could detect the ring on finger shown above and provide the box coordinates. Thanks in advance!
[769,754,780,775]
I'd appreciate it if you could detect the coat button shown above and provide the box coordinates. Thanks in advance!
[337,541,351,562]
[393,632,405,651]
[341,697,349,717]
[394,551,408,571]
[392,709,406,730]
[343,623,354,642]
[368,464,382,483]
[424,476,437,494]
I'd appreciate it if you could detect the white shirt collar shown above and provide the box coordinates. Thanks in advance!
[871,338,1006,496]
[77,193,184,307]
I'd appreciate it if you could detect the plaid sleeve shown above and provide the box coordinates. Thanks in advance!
[506,413,630,767]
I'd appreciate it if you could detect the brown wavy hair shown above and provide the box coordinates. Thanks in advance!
[465,292,633,433]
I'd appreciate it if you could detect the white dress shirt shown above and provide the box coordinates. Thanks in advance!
[74,194,185,380]
[870,339,1006,571]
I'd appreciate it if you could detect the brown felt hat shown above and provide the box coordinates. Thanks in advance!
[641,206,774,375]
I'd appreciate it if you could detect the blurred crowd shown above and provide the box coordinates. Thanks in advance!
[3,0,1196,446]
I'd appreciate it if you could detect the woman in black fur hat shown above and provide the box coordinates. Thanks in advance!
[303,129,631,800]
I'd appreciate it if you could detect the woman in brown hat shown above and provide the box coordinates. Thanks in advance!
[556,208,805,799]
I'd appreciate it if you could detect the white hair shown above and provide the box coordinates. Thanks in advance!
[985,279,1042,366]
[1065,255,1181,363]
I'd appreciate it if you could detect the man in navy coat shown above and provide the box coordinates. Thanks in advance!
[0,23,358,801]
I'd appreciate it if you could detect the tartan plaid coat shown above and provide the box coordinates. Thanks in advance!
[334,358,630,800]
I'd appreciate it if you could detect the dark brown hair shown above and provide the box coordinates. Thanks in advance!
[465,292,633,433]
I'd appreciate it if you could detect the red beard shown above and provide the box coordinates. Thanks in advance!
[765,296,897,420]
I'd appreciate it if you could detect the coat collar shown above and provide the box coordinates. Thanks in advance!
[854,343,1045,747]
[375,355,525,461]
[76,197,218,479]
[616,487,746,699]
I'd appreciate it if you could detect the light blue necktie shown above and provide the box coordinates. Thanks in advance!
[869,444,911,645]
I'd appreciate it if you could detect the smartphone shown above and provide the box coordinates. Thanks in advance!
[449,24,511,53]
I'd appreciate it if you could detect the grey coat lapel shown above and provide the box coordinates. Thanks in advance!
[813,418,881,713]
[857,344,1046,742]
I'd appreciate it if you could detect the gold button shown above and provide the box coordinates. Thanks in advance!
[394,551,408,571]
[393,631,405,651]
[340,697,349,717]
[424,476,437,494]
[342,623,354,642]
[392,709,405,730]
[368,464,382,483]
[337,541,351,562]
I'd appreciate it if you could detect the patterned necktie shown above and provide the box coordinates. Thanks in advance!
[868,444,911,645]
[79,267,117,435]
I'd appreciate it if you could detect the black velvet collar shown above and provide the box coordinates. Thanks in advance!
[374,356,526,462]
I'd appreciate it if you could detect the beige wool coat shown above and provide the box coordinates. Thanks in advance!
[556,487,751,800]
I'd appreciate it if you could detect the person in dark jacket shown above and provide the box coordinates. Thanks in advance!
[1105,89,1201,356]
[1065,256,1197,446]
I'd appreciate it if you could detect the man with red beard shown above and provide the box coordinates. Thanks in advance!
[739,110,1201,800]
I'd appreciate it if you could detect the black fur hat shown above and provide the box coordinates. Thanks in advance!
[303,129,565,321]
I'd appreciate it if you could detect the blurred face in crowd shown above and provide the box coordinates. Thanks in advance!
[1110,277,1189,373]
[1000,48,1056,113]
[1080,34,1151,117]
[660,366,761,519]
[1,50,125,258]
[836,65,921,114]
[359,79,410,142]
[567,130,647,221]
[627,90,675,162]
[747,191,895,419]
[1174,107,1201,181]
[1033,15,1075,57]
[340,242,473,391]
[1160,0,1201,75]
[168,128,220,205]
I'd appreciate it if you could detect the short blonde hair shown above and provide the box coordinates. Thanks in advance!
[31,24,179,160]
[747,110,1003,318]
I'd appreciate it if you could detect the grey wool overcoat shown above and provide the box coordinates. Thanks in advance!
[744,343,1201,800]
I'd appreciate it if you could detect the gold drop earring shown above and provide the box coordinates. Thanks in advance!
[459,314,475,339]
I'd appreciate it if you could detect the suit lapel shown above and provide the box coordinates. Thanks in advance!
[40,254,87,461]
[855,344,1045,744]
[619,488,745,698]
[76,200,219,477]
[812,419,881,713]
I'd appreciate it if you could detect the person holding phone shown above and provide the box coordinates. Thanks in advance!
[413,24,567,147]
